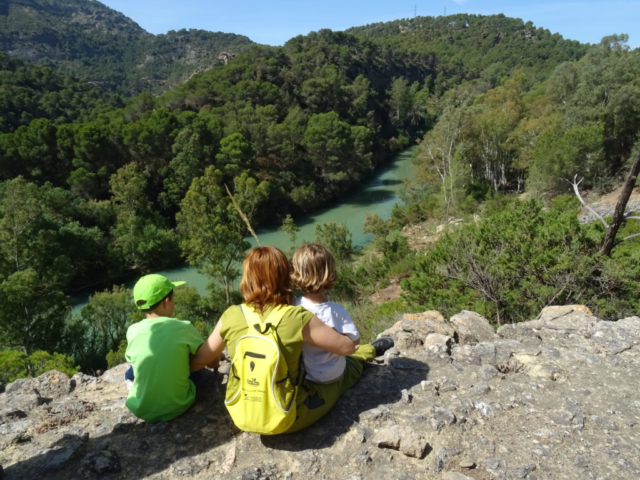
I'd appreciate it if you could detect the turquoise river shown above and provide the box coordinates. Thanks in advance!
[72,147,415,311]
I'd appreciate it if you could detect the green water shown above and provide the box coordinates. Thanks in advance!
[72,147,415,310]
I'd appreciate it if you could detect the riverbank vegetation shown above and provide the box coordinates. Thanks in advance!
[0,11,638,379]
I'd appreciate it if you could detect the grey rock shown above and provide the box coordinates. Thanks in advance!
[400,389,412,404]
[467,383,491,395]
[542,346,561,358]
[497,320,544,340]
[71,372,97,390]
[359,406,391,424]
[591,415,618,431]
[241,464,278,480]
[217,361,231,375]
[42,447,79,472]
[371,425,429,458]
[442,473,474,480]
[40,429,87,472]
[452,343,496,365]
[424,333,453,349]
[100,363,130,384]
[540,306,596,331]
[0,418,31,436]
[400,312,457,339]
[479,364,499,380]
[548,409,574,426]
[475,402,494,416]
[434,447,447,474]
[574,454,589,468]
[532,447,551,457]
[79,450,122,476]
[450,311,498,344]
[394,331,422,351]
[0,407,27,422]
[431,406,456,426]
[0,391,43,413]
[514,464,536,478]
[383,347,400,365]
[5,370,72,399]
[484,457,501,470]
[171,456,209,476]
[459,458,476,468]
[437,376,459,393]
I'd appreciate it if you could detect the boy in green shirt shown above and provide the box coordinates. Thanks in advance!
[124,274,205,422]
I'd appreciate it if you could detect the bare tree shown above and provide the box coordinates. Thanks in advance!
[571,150,640,255]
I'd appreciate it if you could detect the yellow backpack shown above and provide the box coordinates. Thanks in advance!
[224,304,297,435]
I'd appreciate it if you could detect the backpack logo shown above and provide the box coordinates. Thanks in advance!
[247,378,260,386]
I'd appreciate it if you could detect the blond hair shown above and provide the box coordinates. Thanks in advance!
[291,243,337,294]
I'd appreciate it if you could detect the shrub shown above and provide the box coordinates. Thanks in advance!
[0,350,79,383]
[401,197,635,325]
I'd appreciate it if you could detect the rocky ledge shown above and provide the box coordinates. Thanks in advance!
[2,306,640,479]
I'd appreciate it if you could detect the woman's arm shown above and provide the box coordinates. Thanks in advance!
[302,315,357,356]
[190,320,226,372]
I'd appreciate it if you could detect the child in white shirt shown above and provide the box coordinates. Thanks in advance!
[291,243,362,384]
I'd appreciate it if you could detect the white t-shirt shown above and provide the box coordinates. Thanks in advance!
[294,296,361,384]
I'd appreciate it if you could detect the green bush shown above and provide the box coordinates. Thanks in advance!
[402,197,640,325]
[106,340,128,370]
[0,350,79,383]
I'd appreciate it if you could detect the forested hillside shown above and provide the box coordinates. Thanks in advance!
[0,0,253,95]
[0,52,123,132]
[4,10,636,379]
[347,14,589,89]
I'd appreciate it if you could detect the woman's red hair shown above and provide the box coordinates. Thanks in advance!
[240,246,292,314]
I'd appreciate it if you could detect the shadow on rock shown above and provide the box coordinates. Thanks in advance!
[261,359,429,452]
[3,368,235,480]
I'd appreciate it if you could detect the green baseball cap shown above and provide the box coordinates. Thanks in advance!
[133,274,185,310]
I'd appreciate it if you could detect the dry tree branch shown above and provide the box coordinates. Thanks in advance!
[225,184,261,246]
[617,233,640,245]
[569,175,609,228]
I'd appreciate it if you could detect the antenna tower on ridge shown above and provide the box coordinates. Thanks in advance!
[444,7,447,16]
[414,4,417,18]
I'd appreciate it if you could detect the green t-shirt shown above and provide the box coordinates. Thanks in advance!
[125,317,204,422]
[220,304,313,384]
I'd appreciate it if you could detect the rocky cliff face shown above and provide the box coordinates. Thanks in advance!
[2,306,640,479]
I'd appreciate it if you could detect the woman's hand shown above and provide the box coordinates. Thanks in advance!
[302,315,357,356]
[190,320,226,372]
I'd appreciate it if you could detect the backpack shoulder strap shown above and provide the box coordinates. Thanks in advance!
[239,304,293,335]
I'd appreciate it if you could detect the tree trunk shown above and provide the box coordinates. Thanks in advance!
[601,151,640,256]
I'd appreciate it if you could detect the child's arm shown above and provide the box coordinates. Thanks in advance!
[190,321,226,372]
[303,316,356,357]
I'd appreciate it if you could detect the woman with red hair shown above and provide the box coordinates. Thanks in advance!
[190,246,388,433]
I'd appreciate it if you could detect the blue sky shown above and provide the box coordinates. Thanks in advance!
[101,0,640,48]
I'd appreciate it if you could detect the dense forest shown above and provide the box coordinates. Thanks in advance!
[0,52,124,133]
[0,0,253,95]
[1,6,639,381]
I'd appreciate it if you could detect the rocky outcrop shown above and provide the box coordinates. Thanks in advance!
[578,198,640,224]
[2,306,640,479]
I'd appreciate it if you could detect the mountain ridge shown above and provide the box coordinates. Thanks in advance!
[0,0,253,95]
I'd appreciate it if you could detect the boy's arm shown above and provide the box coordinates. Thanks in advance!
[190,321,226,372]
